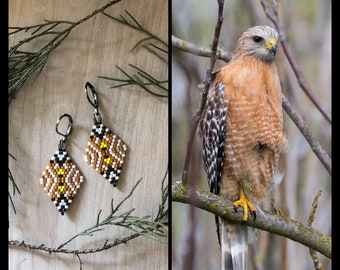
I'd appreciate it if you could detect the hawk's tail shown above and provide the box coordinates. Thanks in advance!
[221,220,248,270]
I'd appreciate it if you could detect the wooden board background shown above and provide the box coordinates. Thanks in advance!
[8,1,168,269]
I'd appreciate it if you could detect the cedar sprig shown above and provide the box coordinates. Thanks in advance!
[58,174,168,250]
[99,64,168,97]
[102,10,168,54]
[9,172,169,255]
[9,20,73,104]
[8,0,123,104]
[99,11,168,97]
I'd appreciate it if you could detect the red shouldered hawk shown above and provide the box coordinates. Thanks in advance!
[199,25,287,269]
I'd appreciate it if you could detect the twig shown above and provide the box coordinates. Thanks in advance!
[172,35,233,62]
[9,234,141,255]
[9,173,168,255]
[76,254,83,270]
[181,0,225,185]
[172,182,331,259]
[98,11,168,98]
[57,178,167,250]
[282,96,331,175]
[102,10,168,53]
[260,0,331,124]
[307,190,324,270]
[8,154,20,214]
[98,64,168,98]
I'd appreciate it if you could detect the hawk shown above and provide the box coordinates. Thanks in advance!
[199,25,287,269]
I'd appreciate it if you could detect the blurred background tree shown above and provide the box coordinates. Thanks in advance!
[171,0,331,269]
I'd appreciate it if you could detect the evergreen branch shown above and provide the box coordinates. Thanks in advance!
[8,0,123,104]
[58,178,143,249]
[58,175,168,250]
[99,10,168,98]
[9,234,141,255]
[130,64,168,91]
[155,165,169,226]
[98,64,168,98]
[171,182,331,259]
[9,171,169,255]
[102,10,168,53]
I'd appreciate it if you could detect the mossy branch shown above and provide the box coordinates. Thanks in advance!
[171,182,331,259]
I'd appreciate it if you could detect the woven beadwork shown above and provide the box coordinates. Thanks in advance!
[84,123,127,186]
[40,150,84,215]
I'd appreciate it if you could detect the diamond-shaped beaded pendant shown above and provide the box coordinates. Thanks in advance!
[84,123,127,187]
[40,150,84,215]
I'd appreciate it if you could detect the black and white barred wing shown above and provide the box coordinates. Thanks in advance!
[200,81,227,195]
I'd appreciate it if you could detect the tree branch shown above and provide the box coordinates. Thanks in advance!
[171,182,331,259]
[281,95,331,175]
[260,0,331,124]
[181,0,225,185]
[307,190,325,270]
[172,35,233,62]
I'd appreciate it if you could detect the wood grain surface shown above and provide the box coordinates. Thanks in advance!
[8,1,168,269]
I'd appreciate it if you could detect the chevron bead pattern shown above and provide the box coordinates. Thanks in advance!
[40,150,84,215]
[84,124,127,187]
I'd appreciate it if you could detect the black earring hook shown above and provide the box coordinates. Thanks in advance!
[56,113,73,151]
[85,82,102,124]
[85,82,98,109]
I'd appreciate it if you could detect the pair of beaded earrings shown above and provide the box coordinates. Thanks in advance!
[39,82,128,215]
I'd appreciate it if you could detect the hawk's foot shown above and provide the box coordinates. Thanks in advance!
[233,188,256,222]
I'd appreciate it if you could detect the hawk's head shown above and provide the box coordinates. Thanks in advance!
[234,25,279,63]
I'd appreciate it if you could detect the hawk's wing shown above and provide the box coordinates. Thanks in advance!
[199,78,227,246]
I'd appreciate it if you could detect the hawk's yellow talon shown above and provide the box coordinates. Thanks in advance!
[233,188,256,221]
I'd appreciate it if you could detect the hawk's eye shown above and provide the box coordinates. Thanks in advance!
[252,36,262,43]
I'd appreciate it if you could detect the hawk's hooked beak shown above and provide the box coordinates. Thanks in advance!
[267,38,277,56]
[269,45,277,56]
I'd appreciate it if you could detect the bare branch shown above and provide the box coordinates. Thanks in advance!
[260,0,331,124]
[282,96,331,175]
[308,191,325,270]
[181,0,225,185]
[172,35,233,62]
[172,182,331,259]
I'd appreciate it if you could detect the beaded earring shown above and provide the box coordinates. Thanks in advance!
[84,82,128,187]
[40,114,84,215]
